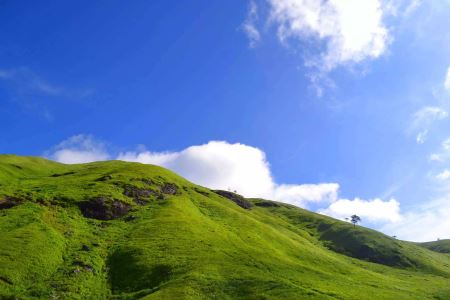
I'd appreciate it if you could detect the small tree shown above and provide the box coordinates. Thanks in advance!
[350,215,361,227]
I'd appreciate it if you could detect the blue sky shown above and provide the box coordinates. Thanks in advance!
[1,0,450,241]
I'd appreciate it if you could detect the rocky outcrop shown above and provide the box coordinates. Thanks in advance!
[78,197,131,220]
[212,190,252,209]
[161,183,178,195]
[122,185,157,205]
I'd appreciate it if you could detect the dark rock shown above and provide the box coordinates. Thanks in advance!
[0,196,23,210]
[161,183,178,195]
[125,215,137,222]
[78,197,131,220]
[255,201,280,208]
[123,185,157,205]
[212,190,253,209]
[96,175,113,181]
[82,244,90,251]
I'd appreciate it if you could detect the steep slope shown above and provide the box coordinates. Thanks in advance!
[0,155,450,299]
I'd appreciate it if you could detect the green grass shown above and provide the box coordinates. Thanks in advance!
[0,154,450,299]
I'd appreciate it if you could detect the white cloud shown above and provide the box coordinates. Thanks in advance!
[272,183,339,206]
[118,141,339,206]
[319,197,402,223]
[382,197,450,242]
[416,130,428,144]
[410,106,448,143]
[445,66,450,91]
[412,106,448,128]
[428,138,450,163]
[48,134,110,164]
[267,0,390,71]
[241,1,261,48]
[436,169,450,181]
[429,153,443,162]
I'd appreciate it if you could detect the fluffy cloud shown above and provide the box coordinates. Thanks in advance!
[267,0,390,71]
[49,134,110,164]
[382,197,450,242]
[241,1,261,48]
[445,66,450,91]
[319,197,402,223]
[118,141,339,206]
[435,169,450,181]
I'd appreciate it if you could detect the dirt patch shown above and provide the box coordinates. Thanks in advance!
[78,197,131,220]
[213,190,252,209]
[0,196,23,209]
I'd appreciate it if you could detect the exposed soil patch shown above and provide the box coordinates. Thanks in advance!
[78,197,131,220]
[50,171,76,177]
[160,183,178,195]
[213,190,252,209]
[0,196,23,209]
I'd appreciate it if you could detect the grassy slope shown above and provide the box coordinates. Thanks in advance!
[419,240,450,254]
[0,155,450,299]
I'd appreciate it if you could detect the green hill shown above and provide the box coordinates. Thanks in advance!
[0,154,450,299]
[419,240,450,254]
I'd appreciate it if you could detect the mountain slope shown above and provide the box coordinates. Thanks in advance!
[419,240,450,254]
[0,155,450,299]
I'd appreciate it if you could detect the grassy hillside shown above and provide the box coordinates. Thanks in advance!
[419,240,450,254]
[1,155,450,299]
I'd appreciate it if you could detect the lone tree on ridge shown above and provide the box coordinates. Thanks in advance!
[350,215,361,227]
